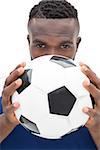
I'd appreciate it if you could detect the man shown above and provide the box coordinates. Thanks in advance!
[0,0,100,149]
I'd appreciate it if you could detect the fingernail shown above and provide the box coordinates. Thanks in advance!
[83,79,90,86]
[83,107,89,113]
[21,62,26,66]
[13,102,20,108]
[79,62,84,66]
[17,67,24,73]
[15,79,22,85]
[82,66,88,72]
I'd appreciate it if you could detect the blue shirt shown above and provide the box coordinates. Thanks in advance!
[0,97,97,150]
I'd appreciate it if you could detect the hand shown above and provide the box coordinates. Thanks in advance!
[80,62,100,148]
[2,62,26,127]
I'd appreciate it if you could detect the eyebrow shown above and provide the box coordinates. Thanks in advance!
[59,41,73,45]
[32,39,46,44]
[32,39,73,45]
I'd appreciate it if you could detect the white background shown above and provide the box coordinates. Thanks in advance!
[0,0,100,94]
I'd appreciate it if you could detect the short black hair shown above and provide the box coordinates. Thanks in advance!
[29,0,78,21]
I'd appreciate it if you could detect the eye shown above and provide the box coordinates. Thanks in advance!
[60,44,71,49]
[35,43,46,48]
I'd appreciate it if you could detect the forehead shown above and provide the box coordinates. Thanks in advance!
[28,18,79,37]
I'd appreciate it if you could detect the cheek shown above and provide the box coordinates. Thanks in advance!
[55,49,76,59]
[29,47,46,59]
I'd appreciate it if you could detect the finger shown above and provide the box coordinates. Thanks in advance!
[5,102,20,114]
[79,62,91,70]
[4,102,20,125]
[85,117,95,128]
[2,79,22,106]
[15,62,26,69]
[83,107,96,118]
[83,80,100,105]
[80,62,100,89]
[5,67,24,86]
[83,107,97,127]
[10,62,26,74]
[5,62,26,86]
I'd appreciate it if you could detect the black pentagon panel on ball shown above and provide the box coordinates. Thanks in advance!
[50,56,76,68]
[48,86,76,116]
[20,115,40,134]
[17,69,32,94]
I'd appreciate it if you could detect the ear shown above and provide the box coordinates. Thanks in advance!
[27,34,30,45]
[27,35,32,60]
[76,37,81,49]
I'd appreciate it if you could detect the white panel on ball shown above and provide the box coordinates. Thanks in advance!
[12,55,92,139]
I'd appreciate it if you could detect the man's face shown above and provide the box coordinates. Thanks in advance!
[28,18,81,60]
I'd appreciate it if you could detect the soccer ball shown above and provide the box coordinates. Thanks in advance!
[12,55,92,139]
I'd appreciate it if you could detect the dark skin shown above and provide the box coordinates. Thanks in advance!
[27,19,80,59]
[0,19,100,149]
